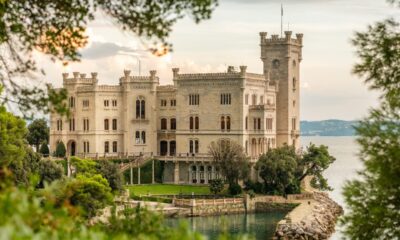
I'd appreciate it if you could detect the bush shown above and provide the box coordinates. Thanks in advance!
[39,141,50,156]
[209,179,224,195]
[38,159,64,187]
[228,183,242,196]
[96,160,123,192]
[244,180,264,194]
[54,142,66,158]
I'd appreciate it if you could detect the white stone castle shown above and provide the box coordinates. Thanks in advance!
[50,31,302,184]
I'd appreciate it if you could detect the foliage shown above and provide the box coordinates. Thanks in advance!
[39,141,50,156]
[208,140,250,188]
[297,144,336,191]
[244,180,264,194]
[209,179,224,195]
[0,105,27,168]
[26,119,49,152]
[38,159,64,188]
[8,146,41,186]
[0,0,218,116]
[70,156,97,175]
[54,141,66,158]
[341,5,400,238]
[127,184,210,196]
[256,145,299,195]
[59,174,113,218]
[228,182,242,196]
[96,160,123,192]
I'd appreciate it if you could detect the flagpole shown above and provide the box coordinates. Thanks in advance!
[281,4,283,37]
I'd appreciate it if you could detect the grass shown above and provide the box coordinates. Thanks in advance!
[126,184,211,196]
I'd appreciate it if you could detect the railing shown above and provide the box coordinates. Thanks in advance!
[173,197,244,207]
[249,103,276,111]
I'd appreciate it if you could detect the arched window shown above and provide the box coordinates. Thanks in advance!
[161,118,167,130]
[226,116,231,131]
[195,116,199,130]
[69,97,75,108]
[189,140,194,153]
[112,141,118,153]
[104,119,109,130]
[170,118,176,130]
[136,100,140,119]
[221,116,225,130]
[169,141,176,156]
[189,116,194,130]
[141,100,145,118]
[245,116,248,130]
[141,131,146,144]
[112,119,117,130]
[194,140,199,153]
[104,141,109,153]
[135,131,140,144]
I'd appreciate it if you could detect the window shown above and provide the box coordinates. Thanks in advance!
[82,100,89,108]
[226,116,231,131]
[112,99,117,107]
[293,77,297,91]
[161,118,167,130]
[292,117,297,130]
[112,119,117,130]
[160,99,167,107]
[189,116,194,130]
[253,118,256,130]
[170,99,176,106]
[245,140,248,154]
[104,141,109,153]
[257,118,261,130]
[69,118,75,131]
[83,118,89,131]
[245,116,248,130]
[221,116,225,130]
[245,94,249,105]
[112,141,117,153]
[189,139,199,154]
[104,100,109,107]
[266,118,273,131]
[170,118,176,130]
[83,141,90,153]
[293,100,296,107]
[57,119,63,131]
[69,97,75,108]
[135,131,140,144]
[252,94,257,105]
[136,97,146,119]
[141,131,146,144]
[220,93,231,105]
[195,116,199,130]
[293,59,297,67]
[104,119,109,130]
[189,94,199,105]
[260,95,264,104]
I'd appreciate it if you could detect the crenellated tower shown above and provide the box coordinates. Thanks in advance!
[260,31,303,148]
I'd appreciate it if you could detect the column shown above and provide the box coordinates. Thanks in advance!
[174,161,180,184]
[151,159,155,184]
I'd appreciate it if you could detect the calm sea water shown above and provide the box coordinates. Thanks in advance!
[166,136,361,240]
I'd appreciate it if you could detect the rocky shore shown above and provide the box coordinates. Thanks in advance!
[274,192,343,240]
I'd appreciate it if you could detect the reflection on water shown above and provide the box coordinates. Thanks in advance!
[166,137,361,240]
[165,212,287,240]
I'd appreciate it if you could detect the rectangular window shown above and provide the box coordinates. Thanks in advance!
[83,141,90,153]
[253,118,256,130]
[104,141,109,153]
[161,99,167,107]
[220,93,231,105]
[112,141,117,153]
[257,118,261,130]
[112,119,117,130]
[57,119,63,131]
[83,118,89,131]
[266,118,273,130]
[245,116,248,130]
[112,99,117,107]
[104,100,109,107]
[82,100,89,108]
[245,94,249,105]
[189,94,199,105]
[292,117,297,130]
[69,118,75,131]
[170,99,176,106]
[189,140,193,154]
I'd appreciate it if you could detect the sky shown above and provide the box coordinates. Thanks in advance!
[36,0,398,121]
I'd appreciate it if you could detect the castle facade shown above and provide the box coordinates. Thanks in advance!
[49,31,303,184]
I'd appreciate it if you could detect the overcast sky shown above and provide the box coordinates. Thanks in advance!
[37,0,398,121]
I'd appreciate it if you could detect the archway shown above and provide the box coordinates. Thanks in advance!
[68,140,76,156]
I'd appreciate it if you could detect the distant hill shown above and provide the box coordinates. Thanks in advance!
[300,120,358,136]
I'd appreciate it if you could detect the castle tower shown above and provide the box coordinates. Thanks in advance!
[260,31,303,148]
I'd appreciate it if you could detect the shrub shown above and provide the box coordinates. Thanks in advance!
[228,183,242,196]
[39,141,50,156]
[96,160,123,192]
[209,179,224,195]
[54,142,66,158]
[38,159,64,187]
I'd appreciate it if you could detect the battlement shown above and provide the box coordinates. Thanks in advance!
[172,66,265,81]
[119,69,159,83]
[63,72,98,86]
[259,31,303,46]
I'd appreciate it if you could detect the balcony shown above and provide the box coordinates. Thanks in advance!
[249,103,276,111]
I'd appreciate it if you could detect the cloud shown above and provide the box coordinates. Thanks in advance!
[80,41,141,59]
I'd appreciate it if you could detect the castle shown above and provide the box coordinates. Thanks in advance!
[49,31,302,184]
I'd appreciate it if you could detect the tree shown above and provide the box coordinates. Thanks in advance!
[297,144,336,191]
[38,159,64,187]
[9,146,41,186]
[0,0,218,116]
[208,140,250,193]
[256,145,299,195]
[54,141,66,158]
[341,1,400,238]
[96,160,123,193]
[27,119,49,152]
[39,141,50,156]
[209,179,224,195]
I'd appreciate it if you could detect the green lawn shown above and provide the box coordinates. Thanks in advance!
[126,184,211,196]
